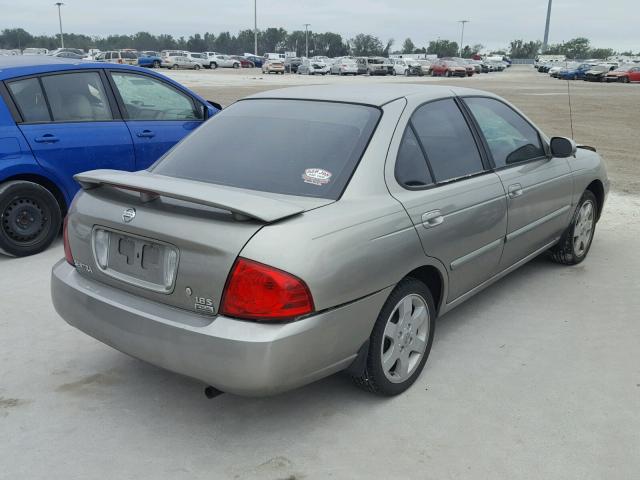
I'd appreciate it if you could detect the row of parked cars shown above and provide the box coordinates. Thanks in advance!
[93,50,264,70]
[536,60,640,83]
[2,47,266,71]
[261,55,509,77]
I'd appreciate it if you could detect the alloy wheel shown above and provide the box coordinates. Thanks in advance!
[573,200,595,258]
[381,294,430,383]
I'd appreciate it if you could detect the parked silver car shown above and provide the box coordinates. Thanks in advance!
[297,58,330,75]
[330,57,358,75]
[52,85,608,397]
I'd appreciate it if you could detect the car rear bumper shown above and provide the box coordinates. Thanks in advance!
[51,261,391,396]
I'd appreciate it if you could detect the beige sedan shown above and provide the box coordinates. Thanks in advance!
[262,60,285,74]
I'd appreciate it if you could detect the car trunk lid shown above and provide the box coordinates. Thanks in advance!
[67,169,333,316]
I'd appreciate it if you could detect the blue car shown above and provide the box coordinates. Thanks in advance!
[138,51,162,68]
[0,56,220,256]
[558,63,595,80]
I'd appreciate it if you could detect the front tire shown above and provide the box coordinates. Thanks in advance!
[352,278,436,396]
[194,64,201,70]
[549,190,598,265]
[0,181,62,257]
[152,60,160,68]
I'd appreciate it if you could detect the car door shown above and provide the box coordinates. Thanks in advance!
[387,98,508,302]
[462,96,573,269]
[108,70,205,170]
[8,71,135,199]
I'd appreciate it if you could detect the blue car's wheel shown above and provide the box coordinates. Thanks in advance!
[153,60,160,68]
[0,181,61,257]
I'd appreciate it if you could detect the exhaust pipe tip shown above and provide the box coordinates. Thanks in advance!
[204,385,224,399]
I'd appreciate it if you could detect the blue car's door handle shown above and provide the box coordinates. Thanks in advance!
[136,130,156,138]
[34,134,59,143]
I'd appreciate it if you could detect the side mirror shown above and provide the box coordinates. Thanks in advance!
[550,136,576,158]
[207,100,222,111]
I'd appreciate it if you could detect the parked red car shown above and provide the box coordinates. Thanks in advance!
[231,56,255,68]
[430,60,467,77]
[605,65,640,83]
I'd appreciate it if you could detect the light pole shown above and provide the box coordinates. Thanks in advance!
[303,23,311,58]
[542,0,553,52]
[55,2,65,49]
[253,0,257,56]
[458,20,469,57]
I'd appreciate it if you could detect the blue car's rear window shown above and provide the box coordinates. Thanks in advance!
[152,99,380,200]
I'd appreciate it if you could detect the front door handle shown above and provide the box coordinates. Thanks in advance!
[34,134,59,143]
[136,130,155,138]
[508,183,523,198]
[422,210,444,228]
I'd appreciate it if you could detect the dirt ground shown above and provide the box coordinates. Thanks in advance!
[162,65,640,194]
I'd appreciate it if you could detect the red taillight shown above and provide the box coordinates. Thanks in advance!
[221,258,314,322]
[63,216,74,266]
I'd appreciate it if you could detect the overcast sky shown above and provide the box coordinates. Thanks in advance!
[1,0,637,51]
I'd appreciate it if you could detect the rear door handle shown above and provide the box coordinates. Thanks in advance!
[422,210,444,228]
[508,183,523,198]
[33,134,59,143]
[136,130,155,138]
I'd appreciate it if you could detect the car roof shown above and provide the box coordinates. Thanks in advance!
[245,84,490,107]
[0,56,143,80]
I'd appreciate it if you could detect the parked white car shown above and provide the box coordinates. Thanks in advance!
[186,52,206,68]
[392,58,422,76]
[330,57,358,75]
[161,51,201,70]
[206,54,241,69]
[22,48,49,55]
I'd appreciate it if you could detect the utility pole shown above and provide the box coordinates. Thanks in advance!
[304,23,311,58]
[542,0,553,52]
[55,2,65,49]
[458,20,469,57]
[253,0,257,56]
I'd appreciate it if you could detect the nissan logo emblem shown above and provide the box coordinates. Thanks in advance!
[122,208,136,223]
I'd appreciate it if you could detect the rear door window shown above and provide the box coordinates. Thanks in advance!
[152,99,381,200]
[41,72,113,122]
[410,99,485,182]
[7,77,51,122]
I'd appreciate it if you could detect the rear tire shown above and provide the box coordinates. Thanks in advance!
[233,63,240,69]
[352,278,436,396]
[549,190,598,265]
[621,76,630,83]
[194,64,201,70]
[210,62,218,69]
[0,181,62,257]
[152,60,160,68]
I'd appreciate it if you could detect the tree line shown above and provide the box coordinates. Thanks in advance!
[0,28,635,59]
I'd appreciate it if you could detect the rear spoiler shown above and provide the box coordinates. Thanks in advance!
[74,169,306,223]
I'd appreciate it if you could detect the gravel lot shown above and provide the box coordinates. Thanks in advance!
[1,66,639,480]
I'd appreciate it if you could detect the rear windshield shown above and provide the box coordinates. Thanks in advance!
[152,99,380,200]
